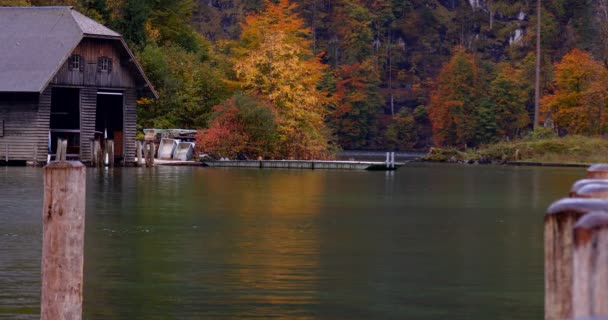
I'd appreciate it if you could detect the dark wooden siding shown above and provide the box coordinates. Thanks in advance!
[124,89,137,164]
[80,88,96,163]
[35,88,51,163]
[0,92,46,162]
[51,38,136,89]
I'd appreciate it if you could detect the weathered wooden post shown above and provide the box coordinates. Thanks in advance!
[55,138,62,161]
[56,138,67,161]
[587,164,608,179]
[571,180,608,197]
[573,212,608,318]
[136,140,143,166]
[41,161,86,320]
[95,140,103,168]
[107,139,114,168]
[576,184,608,199]
[150,142,155,167]
[545,198,608,320]
[145,142,155,167]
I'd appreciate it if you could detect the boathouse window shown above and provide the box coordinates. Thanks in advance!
[68,55,83,71]
[97,56,112,72]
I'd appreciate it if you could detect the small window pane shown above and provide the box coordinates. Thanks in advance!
[68,55,80,70]
[97,56,111,72]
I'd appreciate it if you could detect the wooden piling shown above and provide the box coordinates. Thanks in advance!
[571,180,608,197]
[587,164,608,179]
[56,138,67,161]
[545,198,608,320]
[576,184,608,199]
[136,141,143,166]
[41,161,86,320]
[93,140,103,168]
[573,212,608,318]
[107,139,114,168]
[145,142,155,167]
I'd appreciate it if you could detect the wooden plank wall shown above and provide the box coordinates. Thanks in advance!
[80,88,96,163]
[51,38,136,89]
[0,92,47,162]
[124,89,137,165]
[35,88,52,163]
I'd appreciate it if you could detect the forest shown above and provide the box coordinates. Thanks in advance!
[2,0,607,159]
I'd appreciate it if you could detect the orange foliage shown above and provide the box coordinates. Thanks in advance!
[541,49,608,135]
[428,47,480,147]
[232,0,332,159]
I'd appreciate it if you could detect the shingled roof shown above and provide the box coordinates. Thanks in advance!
[0,6,156,96]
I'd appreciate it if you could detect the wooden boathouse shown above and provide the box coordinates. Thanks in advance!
[0,6,156,165]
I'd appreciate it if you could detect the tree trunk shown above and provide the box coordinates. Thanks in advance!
[534,0,541,129]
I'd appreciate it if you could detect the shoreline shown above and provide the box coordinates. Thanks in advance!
[413,159,589,168]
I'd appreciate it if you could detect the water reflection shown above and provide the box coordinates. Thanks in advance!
[0,164,585,319]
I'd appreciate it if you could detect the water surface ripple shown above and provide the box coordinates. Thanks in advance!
[0,164,584,319]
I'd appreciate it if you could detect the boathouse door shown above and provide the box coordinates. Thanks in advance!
[95,91,124,162]
[50,87,80,160]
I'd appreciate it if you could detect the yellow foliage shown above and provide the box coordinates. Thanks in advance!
[232,0,332,159]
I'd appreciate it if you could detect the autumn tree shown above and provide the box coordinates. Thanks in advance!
[231,0,332,159]
[490,63,530,139]
[541,49,608,135]
[196,93,279,159]
[138,25,229,129]
[428,47,481,147]
[329,59,383,149]
[385,108,418,150]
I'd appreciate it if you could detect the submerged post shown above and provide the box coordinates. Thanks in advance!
[573,212,608,318]
[544,198,608,320]
[41,161,86,320]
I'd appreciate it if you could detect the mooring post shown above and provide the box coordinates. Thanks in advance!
[391,152,395,168]
[150,142,155,167]
[61,139,67,160]
[41,161,86,320]
[572,212,608,318]
[107,139,114,168]
[570,180,608,197]
[94,140,103,168]
[56,138,66,161]
[144,142,150,167]
[587,164,608,179]
[136,141,143,166]
[575,184,608,199]
[145,142,155,167]
[544,198,608,320]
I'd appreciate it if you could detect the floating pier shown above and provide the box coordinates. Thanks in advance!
[202,159,403,170]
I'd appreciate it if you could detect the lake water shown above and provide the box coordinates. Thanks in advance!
[0,163,584,319]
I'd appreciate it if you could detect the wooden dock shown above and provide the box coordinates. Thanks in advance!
[201,160,403,170]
